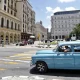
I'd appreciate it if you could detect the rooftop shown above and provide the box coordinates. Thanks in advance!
[54,10,80,15]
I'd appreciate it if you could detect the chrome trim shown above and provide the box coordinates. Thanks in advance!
[35,58,53,60]
[54,58,73,60]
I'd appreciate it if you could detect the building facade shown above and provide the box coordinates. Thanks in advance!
[0,0,21,45]
[17,0,35,41]
[35,21,48,41]
[51,10,80,40]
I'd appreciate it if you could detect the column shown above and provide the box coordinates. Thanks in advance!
[0,16,1,27]
[19,34,21,42]
[13,34,14,43]
[8,33,10,45]
[3,33,6,45]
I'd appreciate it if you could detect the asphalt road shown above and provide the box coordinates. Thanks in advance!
[0,47,80,80]
[0,47,51,57]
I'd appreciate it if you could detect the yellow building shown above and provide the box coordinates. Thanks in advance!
[0,0,21,45]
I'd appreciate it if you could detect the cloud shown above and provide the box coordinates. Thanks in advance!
[52,7,63,13]
[46,6,63,20]
[46,7,53,13]
[58,0,76,3]
[65,7,76,11]
[46,6,77,19]
[46,6,77,14]
[46,7,62,13]
[46,16,51,19]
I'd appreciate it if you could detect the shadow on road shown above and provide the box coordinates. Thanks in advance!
[30,67,80,77]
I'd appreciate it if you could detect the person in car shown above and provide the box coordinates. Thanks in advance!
[64,46,71,52]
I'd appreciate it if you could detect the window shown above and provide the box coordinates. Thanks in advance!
[74,45,80,52]
[23,18,24,22]
[58,45,71,52]
[15,23,16,30]
[15,3,16,7]
[11,10,13,14]
[18,24,20,31]
[23,14,24,18]
[23,24,24,28]
[23,5,24,8]
[11,0,13,4]
[14,12,16,16]
[4,0,7,4]
[11,21,13,29]
[23,29,24,32]
[1,18,4,27]
[7,8,9,13]
[4,5,6,11]
[7,20,9,28]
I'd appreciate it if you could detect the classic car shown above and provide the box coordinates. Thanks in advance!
[31,41,80,73]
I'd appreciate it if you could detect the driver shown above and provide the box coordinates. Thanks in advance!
[64,46,71,52]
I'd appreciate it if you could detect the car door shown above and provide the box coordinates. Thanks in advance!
[73,45,80,68]
[54,45,74,69]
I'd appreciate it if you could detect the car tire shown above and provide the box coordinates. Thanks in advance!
[36,61,48,73]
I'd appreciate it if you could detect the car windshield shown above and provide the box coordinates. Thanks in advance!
[53,45,58,51]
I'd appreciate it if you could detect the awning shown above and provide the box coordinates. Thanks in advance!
[30,36,35,38]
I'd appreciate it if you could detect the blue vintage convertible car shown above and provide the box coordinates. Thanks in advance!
[31,41,80,73]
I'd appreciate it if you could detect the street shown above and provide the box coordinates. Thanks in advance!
[0,47,80,80]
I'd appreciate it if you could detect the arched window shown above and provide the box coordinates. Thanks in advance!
[7,20,9,28]
[1,18,4,27]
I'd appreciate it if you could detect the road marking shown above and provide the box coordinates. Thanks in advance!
[4,61,19,64]
[52,79,64,80]
[19,57,31,60]
[6,51,36,58]
[0,68,6,71]
[0,58,31,63]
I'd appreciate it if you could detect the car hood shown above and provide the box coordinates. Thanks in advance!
[36,50,55,54]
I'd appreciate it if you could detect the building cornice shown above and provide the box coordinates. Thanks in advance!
[0,9,20,21]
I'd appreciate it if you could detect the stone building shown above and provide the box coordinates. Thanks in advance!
[0,0,21,45]
[51,10,80,40]
[35,21,48,41]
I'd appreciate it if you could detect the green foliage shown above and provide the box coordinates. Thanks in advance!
[69,23,80,38]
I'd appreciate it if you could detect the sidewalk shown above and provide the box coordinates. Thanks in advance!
[0,41,56,48]
[1,76,60,80]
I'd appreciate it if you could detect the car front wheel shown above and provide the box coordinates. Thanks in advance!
[36,61,48,73]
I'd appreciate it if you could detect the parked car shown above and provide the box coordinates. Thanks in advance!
[19,42,25,46]
[27,39,34,44]
[16,40,27,46]
[22,40,27,45]
[31,41,80,73]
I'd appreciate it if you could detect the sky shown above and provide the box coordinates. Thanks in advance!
[29,0,80,32]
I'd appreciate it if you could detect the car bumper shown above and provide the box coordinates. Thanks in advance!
[30,61,35,67]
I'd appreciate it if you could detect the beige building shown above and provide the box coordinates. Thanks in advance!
[17,0,35,41]
[35,21,48,41]
[0,0,21,45]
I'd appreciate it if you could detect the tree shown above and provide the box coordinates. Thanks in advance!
[69,24,80,39]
